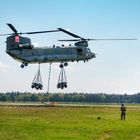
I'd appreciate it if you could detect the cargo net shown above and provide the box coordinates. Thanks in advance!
[57,65,67,89]
[31,64,43,90]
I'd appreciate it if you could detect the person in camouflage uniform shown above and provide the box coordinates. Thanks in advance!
[120,103,126,120]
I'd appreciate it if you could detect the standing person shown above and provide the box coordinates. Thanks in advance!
[121,103,126,120]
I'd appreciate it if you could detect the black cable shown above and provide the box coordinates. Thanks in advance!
[47,63,52,93]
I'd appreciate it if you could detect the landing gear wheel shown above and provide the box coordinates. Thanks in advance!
[64,62,68,67]
[24,63,28,66]
[21,64,24,68]
[60,64,64,68]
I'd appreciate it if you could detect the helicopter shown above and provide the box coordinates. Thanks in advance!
[1,23,96,68]
[1,23,136,69]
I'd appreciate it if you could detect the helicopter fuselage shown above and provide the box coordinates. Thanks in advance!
[7,46,95,63]
[6,35,95,66]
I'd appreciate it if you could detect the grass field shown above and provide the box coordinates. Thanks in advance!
[0,103,140,140]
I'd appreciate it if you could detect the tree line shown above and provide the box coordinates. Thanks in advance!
[0,92,140,103]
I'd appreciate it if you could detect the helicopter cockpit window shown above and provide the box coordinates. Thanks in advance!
[87,48,91,52]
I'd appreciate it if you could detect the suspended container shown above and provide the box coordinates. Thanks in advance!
[31,64,43,90]
[57,67,67,89]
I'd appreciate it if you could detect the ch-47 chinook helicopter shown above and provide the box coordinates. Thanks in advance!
[1,23,95,68]
[0,23,136,69]
[1,24,137,90]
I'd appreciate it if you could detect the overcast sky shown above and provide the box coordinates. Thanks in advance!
[0,0,140,94]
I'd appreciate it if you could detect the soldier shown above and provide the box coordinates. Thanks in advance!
[120,103,126,120]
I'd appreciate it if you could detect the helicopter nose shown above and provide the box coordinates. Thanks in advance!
[91,52,96,58]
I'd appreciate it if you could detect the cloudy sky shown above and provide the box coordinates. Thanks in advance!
[0,0,140,94]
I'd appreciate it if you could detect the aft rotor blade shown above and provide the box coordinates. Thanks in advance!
[88,38,137,41]
[21,29,60,35]
[58,28,82,38]
[7,23,18,33]
[0,33,13,36]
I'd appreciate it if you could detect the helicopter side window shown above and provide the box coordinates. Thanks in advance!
[18,37,33,49]
[77,48,82,55]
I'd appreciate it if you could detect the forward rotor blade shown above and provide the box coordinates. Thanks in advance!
[21,29,60,35]
[87,38,137,41]
[7,23,18,33]
[58,38,137,42]
[58,28,82,38]
[58,39,80,41]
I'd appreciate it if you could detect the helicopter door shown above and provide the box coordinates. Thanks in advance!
[77,48,83,56]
